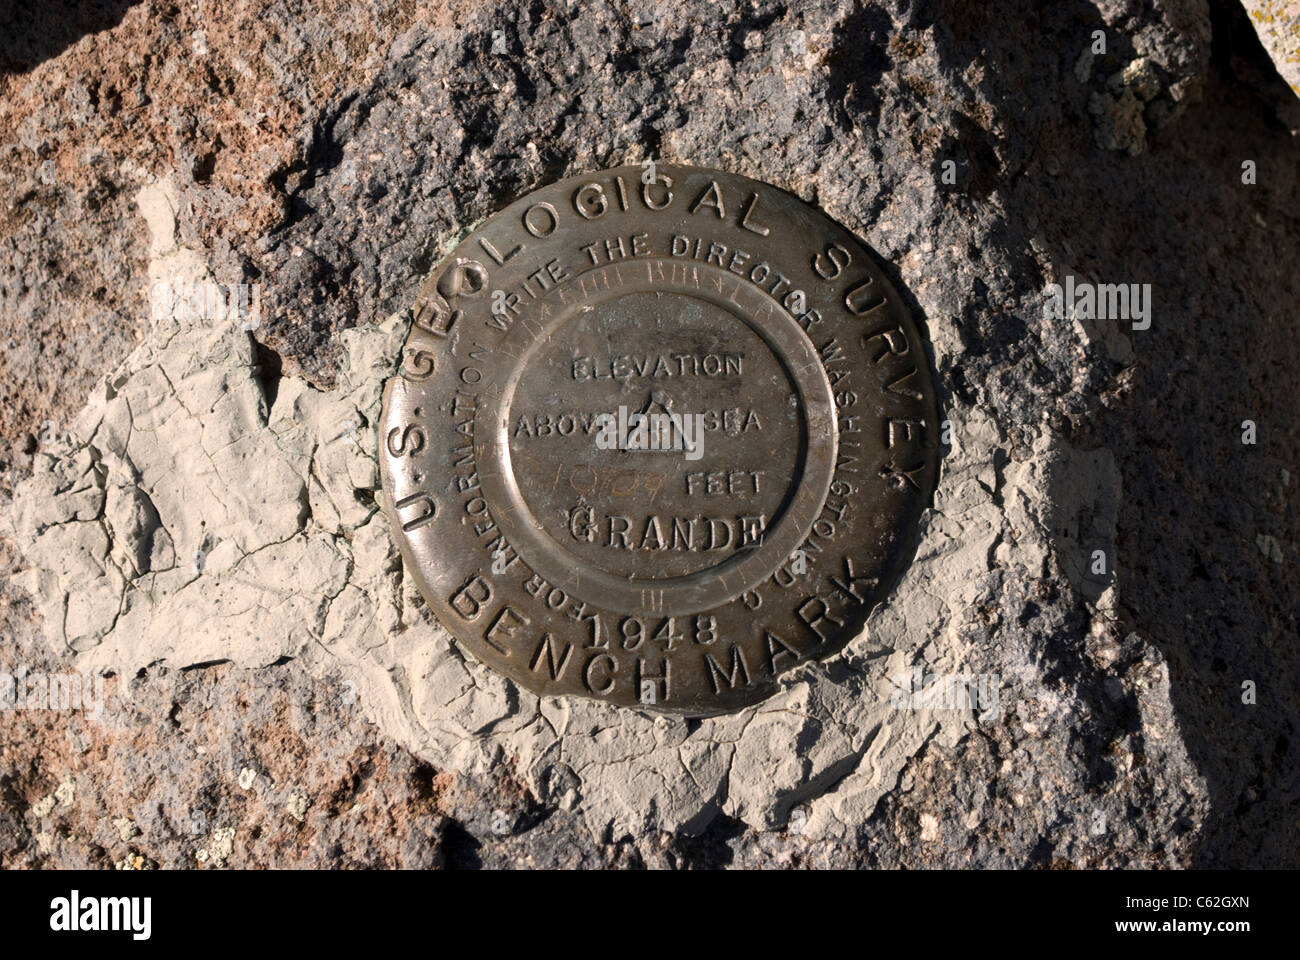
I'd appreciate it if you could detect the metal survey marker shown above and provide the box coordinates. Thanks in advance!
[380,164,938,715]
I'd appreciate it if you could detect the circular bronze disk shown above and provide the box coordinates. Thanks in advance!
[380,164,938,716]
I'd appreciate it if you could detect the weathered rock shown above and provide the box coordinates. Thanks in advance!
[1,0,1298,867]
[1242,0,1300,99]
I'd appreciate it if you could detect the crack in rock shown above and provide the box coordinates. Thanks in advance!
[1,173,1205,842]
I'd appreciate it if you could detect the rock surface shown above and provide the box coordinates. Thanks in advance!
[1242,1,1300,98]
[1,0,1298,867]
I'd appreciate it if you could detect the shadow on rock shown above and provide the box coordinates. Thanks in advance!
[0,0,141,75]
[928,0,1299,866]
